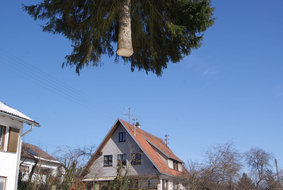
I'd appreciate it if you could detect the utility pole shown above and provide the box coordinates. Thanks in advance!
[164,134,169,146]
[275,159,280,183]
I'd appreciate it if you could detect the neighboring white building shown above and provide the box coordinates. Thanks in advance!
[0,101,40,190]
[81,119,189,190]
[19,143,64,185]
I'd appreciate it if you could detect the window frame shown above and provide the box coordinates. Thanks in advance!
[131,153,142,165]
[0,176,7,190]
[103,155,113,167]
[0,125,6,151]
[118,132,126,142]
[20,165,30,175]
[117,153,127,166]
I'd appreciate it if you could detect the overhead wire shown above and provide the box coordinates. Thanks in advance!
[0,49,93,108]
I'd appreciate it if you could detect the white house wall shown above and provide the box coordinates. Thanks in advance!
[85,124,159,179]
[0,115,23,190]
[20,158,61,182]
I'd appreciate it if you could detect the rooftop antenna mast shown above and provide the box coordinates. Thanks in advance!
[165,134,169,146]
[123,107,133,123]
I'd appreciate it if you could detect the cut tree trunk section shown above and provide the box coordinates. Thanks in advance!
[117,0,133,57]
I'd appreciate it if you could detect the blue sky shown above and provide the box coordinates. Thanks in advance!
[1,0,283,169]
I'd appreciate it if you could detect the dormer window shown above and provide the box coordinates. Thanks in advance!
[0,125,5,151]
[168,159,182,171]
[119,132,126,142]
[173,161,178,170]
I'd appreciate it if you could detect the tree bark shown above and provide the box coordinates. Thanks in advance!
[117,0,133,57]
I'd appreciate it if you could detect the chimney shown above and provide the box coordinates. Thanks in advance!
[135,122,141,129]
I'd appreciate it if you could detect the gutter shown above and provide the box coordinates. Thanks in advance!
[0,111,40,127]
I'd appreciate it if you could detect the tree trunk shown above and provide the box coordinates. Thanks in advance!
[117,0,133,57]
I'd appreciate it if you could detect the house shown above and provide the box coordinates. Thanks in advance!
[81,119,189,190]
[19,142,64,185]
[0,101,40,190]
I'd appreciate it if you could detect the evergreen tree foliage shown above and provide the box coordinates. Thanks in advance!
[24,0,214,75]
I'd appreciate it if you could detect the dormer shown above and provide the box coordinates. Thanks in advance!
[168,159,183,172]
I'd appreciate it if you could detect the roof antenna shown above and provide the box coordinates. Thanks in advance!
[123,107,133,123]
[164,134,169,146]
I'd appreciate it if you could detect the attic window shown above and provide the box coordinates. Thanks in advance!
[119,132,126,142]
[0,125,5,151]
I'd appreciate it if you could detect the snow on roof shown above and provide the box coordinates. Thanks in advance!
[0,101,39,126]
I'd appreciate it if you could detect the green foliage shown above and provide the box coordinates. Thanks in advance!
[24,0,214,76]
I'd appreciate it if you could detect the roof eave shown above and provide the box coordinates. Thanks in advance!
[0,111,40,127]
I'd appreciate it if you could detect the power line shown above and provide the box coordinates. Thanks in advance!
[0,49,92,108]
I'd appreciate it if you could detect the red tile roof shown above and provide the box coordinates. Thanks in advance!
[120,119,187,178]
[82,119,189,179]
[21,142,58,162]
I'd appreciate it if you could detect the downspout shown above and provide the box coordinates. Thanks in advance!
[15,124,34,189]
[21,124,34,137]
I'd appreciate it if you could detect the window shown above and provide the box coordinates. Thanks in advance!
[117,154,127,165]
[173,161,178,170]
[173,182,178,190]
[162,179,167,190]
[0,126,5,151]
[119,132,126,142]
[131,153,141,165]
[20,165,30,174]
[104,155,112,167]
[38,168,51,175]
[0,177,6,190]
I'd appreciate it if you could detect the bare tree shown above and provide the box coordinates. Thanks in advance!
[54,145,95,190]
[204,142,242,190]
[245,148,272,190]
[186,160,204,190]
[185,142,242,190]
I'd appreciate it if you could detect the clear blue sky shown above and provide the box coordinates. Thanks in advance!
[1,0,283,169]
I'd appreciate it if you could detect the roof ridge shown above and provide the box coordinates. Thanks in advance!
[118,119,165,142]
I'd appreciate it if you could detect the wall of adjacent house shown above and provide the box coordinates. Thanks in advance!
[0,115,23,190]
[85,124,159,179]
[20,158,62,183]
